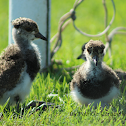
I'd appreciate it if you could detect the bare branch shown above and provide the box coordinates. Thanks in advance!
[104,27,126,55]
[59,11,72,23]
[50,19,72,43]
[115,31,126,35]
[104,42,109,55]
[51,16,71,58]
[50,0,85,58]
[108,27,126,41]
[103,0,109,41]
[73,0,84,10]
[73,0,116,37]
[50,0,118,60]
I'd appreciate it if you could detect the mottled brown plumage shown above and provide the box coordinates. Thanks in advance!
[70,62,120,99]
[0,45,25,97]
[12,17,39,33]
[70,40,120,107]
[85,40,105,49]
[77,42,126,94]
[0,17,47,105]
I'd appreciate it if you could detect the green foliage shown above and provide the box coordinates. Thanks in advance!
[0,0,126,125]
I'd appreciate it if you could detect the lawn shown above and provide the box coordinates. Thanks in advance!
[0,0,126,125]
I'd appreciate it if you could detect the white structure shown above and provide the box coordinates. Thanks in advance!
[9,0,50,70]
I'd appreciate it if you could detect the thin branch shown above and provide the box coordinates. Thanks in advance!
[59,11,72,23]
[51,16,71,58]
[115,31,126,35]
[50,19,72,43]
[50,0,85,58]
[73,0,116,37]
[108,27,126,41]
[50,0,117,59]
[73,0,84,10]
[103,0,109,41]
[50,10,73,44]
[104,27,126,54]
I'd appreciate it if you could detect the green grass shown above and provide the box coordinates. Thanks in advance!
[0,0,126,125]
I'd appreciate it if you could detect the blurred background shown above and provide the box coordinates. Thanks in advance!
[0,1,126,124]
[0,0,126,70]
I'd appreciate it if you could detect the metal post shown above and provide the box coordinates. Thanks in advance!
[9,0,50,70]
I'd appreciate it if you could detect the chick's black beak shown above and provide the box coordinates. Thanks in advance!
[35,32,47,41]
[77,54,82,59]
[93,55,99,66]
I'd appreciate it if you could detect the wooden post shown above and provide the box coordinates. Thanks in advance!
[9,0,50,70]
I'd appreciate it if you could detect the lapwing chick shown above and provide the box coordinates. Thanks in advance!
[77,42,87,60]
[77,42,126,92]
[0,17,47,108]
[70,40,120,107]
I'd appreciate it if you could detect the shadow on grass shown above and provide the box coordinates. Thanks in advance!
[41,60,78,84]
[1,62,126,121]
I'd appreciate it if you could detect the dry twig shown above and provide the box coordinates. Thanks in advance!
[50,0,116,58]
[72,0,116,37]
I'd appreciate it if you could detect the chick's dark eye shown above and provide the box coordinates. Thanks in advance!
[99,49,103,54]
[14,25,20,29]
[25,27,32,32]
[87,48,91,54]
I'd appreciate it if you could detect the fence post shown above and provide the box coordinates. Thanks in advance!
[9,0,51,70]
